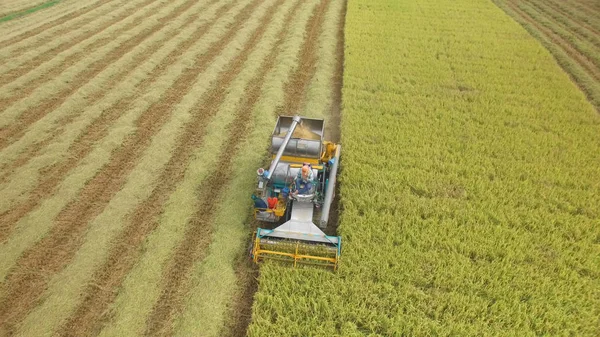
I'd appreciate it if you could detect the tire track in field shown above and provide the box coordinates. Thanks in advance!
[220,259,258,337]
[222,1,341,335]
[3,0,129,60]
[505,1,600,81]
[0,0,55,20]
[145,0,330,336]
[0,0,226,241]
[573,0,600,13]
[0,133,53,185]
[547,0,600,33]
[279,0,331,115]
[539,0,600,45]
[525,0,600,64]
[0,0,200,150]
[328,0,346,143]
[62,0,296,332]
[0,0,219,182]
[1,0,118,47]
[0,0,264,333]
[0,0,159,86]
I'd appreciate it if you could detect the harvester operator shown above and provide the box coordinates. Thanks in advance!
[294,163,314,195]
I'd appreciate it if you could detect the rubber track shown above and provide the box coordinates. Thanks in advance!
[144,0,330,336]
[0,0,224,242]
[0,1,263,334]
[0,0,200,150]
[1,0,119,48]
[0,0,160,86]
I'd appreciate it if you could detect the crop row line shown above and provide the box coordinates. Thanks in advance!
[0,0,258,333]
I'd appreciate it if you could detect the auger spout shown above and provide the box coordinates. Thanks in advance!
[265,115,301,181]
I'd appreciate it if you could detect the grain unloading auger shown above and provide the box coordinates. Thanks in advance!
[250,115,342,269]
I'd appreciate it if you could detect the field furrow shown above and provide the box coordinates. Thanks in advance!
[0,0,60,21]
[496,0,600,109]
[532,0,600,46]
[2,2,256,336]
[0,0,117,48]
[0,1,267,334]
[547,0,600,32]
[279,0,332,116]
[0,0,79,35]
[0,0,161,86]
[528,0,600,50]
[1,0,133,64]
[302,0,345,141]
[143,0,316,333]
[0,0,204,149]
[49,0,289,334]
[0,0,219,181]
[509,7,600,83]
[210,2,346,335]
[0,0,225,230]
[95,1,323,335]
[142,2,287,335]
[516,1,600,69]
[572,0,600,15]
[0,0,244,277]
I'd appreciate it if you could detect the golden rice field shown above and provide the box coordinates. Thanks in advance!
[0,0,345,335]
[249,0,600,335]
[2,0,600,336]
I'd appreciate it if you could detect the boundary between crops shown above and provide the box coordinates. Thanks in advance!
[495,0,600,111]
[0,0,61,24]
[220,0,342,335]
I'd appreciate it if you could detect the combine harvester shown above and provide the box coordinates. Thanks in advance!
[250,115,342,269]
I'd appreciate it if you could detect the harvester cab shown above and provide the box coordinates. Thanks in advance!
[250,115,342,269]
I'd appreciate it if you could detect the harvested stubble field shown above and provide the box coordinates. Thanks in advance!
[249,0,600,336]
[493,0,600,110]
[0,0,345,335]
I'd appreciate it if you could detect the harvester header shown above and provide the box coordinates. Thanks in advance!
[250,115,342,269]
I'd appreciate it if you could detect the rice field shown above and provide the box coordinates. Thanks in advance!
[493,0,600,110]
[0,0,345,335]
[248,0,600,335]
[2,0,599,336]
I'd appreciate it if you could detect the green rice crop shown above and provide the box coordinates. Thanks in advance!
[248,0,600,335]
[0,1,60,24]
